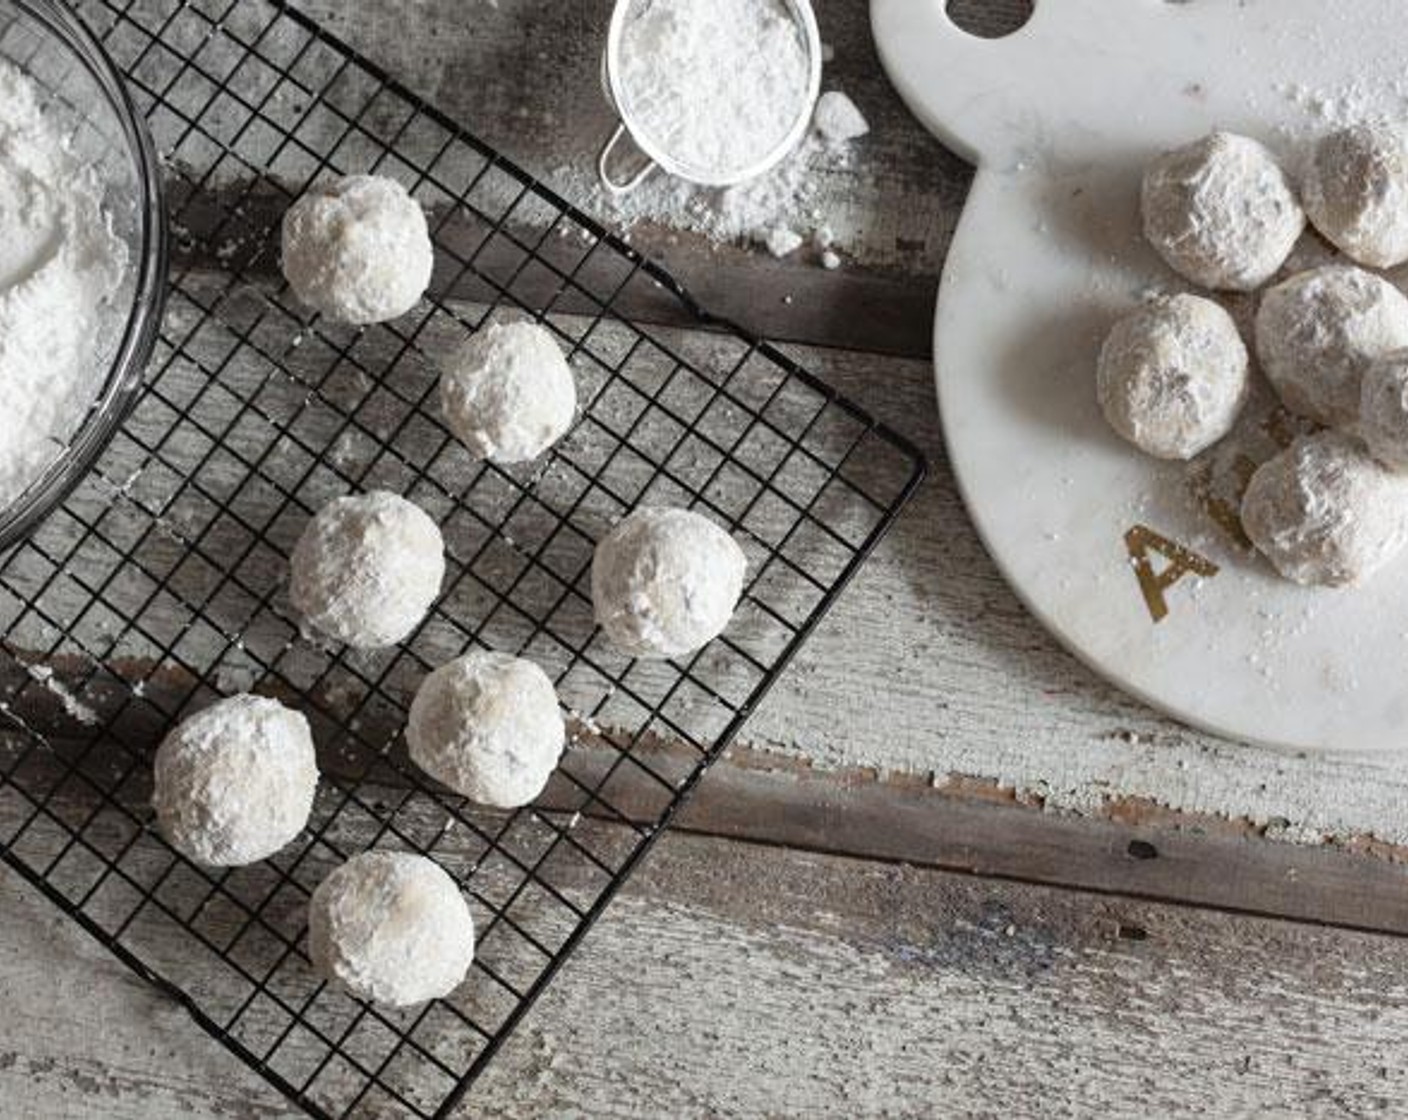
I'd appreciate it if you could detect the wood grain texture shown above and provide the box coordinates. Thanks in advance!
[10,0,1408,1113]
[6,828,1408,1118]
[663,747,1408,936]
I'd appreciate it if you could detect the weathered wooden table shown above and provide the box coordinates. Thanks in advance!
[6,1,1408,1115]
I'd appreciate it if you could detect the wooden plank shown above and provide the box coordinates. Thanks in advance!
[10,701,1408,937]
[5,824,1408,1117]
[670,746,1408,936]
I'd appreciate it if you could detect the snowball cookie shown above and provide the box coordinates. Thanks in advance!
[281,175,433,324]
[592,507,747,659]
[440,321,577,463]
[290,491,445,649]
[1096,294,1249,460]
[1360,349,1408,469]
[1241,431,1408,587]
[407,651,565,808]
[1302,123,1408,268]
[152,694,318,867]
[1142,132,1304,291]
[308,851,474,1007]
[1256,265,1408,428]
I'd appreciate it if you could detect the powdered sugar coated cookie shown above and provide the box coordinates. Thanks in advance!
[153,694,318,867]
[309,852,474,1007]
[1097,294,1249,460]
[282,175,433,324]
[407,650,564,809]
[1241,431,1408,587]
[1303,123,1408,269]
[1256,265,1408,428]
[592,507,746,659]
[290,492,444,649]
[439,321,576,463]
[1142,132,1303,291]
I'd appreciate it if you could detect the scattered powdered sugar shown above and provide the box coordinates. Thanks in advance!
[25,663,97,726]
[558,90,869,257]
[0,59,128,508]
[812,90,870,146]
[765,226,804,258]
[617,0,810,181]
[1276,77,1408,132]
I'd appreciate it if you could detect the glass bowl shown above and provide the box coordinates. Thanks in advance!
[0,0,167,553]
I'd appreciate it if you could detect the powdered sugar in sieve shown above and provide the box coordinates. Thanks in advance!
[598,0,822,192]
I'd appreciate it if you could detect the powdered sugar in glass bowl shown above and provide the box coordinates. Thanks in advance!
[0,0,166,553]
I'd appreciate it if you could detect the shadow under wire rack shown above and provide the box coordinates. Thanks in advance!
[0,0,926,1116]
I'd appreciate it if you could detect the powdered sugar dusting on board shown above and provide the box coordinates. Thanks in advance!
[1275,78,1408,132]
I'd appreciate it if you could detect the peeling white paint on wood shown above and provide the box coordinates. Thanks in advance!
[5,834,1408,1117]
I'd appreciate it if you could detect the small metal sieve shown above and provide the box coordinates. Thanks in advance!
[597,0,823,194]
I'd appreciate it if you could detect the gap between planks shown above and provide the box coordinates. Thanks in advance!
[545,742,1408,939]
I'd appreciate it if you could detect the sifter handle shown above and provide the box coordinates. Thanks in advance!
[597,122,657,195]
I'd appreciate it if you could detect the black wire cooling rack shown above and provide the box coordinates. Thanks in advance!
[0,1,925,1116]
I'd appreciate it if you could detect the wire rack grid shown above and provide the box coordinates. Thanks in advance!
[0,1,925,1116]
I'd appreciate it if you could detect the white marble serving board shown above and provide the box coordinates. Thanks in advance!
[871,0,1408,752]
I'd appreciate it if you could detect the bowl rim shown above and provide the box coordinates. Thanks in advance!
[0,0,169,554]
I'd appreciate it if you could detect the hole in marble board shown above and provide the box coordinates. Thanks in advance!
[946,0,1033,39]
